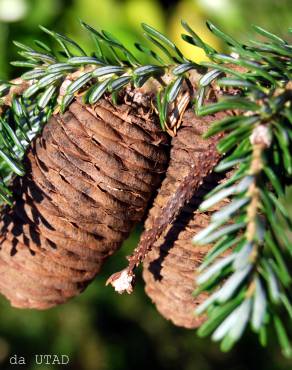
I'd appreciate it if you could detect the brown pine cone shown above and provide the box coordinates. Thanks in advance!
[0,96,169,309]
[142,109,229,329]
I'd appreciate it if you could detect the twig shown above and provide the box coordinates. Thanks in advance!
[0,78,30,114]
[106,134,223,293]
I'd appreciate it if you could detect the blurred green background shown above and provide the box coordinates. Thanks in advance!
[0,0,291,369]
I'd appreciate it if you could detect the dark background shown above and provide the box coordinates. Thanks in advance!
[0,0,291,369]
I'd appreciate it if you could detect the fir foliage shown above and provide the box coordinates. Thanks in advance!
[192,24,292,356]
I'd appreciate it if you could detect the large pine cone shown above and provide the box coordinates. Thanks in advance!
[0,96,168,309]
[143,109,228,328]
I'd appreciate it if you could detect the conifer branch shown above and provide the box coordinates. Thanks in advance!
[190,25,292,355]
[0,19,290,356]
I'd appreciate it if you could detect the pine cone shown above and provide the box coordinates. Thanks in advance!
[0,96,169,309]
[143,109,229,328]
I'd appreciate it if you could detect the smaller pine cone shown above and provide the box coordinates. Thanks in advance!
[0,96,169,309]
[143,109,229,328]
